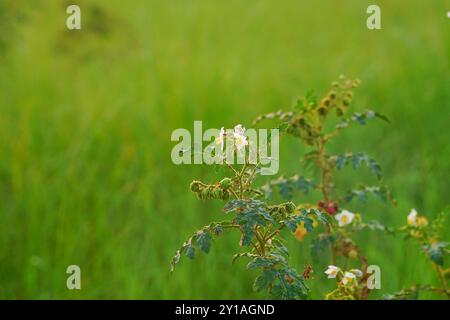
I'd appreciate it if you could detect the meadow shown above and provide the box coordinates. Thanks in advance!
[0,0,448,299]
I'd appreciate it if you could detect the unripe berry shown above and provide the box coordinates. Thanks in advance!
[219,178,232,189]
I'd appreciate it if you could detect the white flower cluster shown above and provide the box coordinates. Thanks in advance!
[325,265,363,285]
[215,124,249,152]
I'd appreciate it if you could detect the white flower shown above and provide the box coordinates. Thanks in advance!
[350,269,363,277]
[342,272,356,285]
[335,210,355,227]
[233,124,248,151]
[233,124,246,137]
[407,208,418,226]
[324,265,340,279]
[215,127,226,151]
[234,133,248,151]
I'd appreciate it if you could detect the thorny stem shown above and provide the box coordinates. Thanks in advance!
[224,160,239,176]
[228,188,240,200]
[317,137,330,202]
[245,161,261,186]
[314,116,337,266]
[251,240,262,256]
[254,227,266,256]
[238,161,248,199]
[433,263,450,298]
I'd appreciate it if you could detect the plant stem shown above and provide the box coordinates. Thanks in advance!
[433,263,450,298]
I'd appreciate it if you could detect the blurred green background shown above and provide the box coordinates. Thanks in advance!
[0,0,448,299]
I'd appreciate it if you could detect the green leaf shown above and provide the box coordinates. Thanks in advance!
[247,257,278,269]
[305,89,317,107]
[253,269,278,291]
[271,268,309,300]
[256,207,275,223]
[232,252,256,264]
[374,111,390,123]
[306,208,331,225]
[366,220,394,234]
[368,159,382,180]
[352,152,367,168]
[239,224,254,247]
[279,181,293,200]
[336,110,390,129]
[278,122,289,132]
[262,175,315,200]
[272,239,289,258]
[423,242,448,266]
[335,152,383,179]
[223,199,247,213]
[212,224,223,236]
[170,250,181,272]
[294,176,315,194]
[283,219,298,232]
[351,112,366,125]
[344,185,395,205]
[196,231,212,254]
[184,245,195,259]
[336,154,347,170]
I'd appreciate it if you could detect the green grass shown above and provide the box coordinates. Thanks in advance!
[0,0,448,299]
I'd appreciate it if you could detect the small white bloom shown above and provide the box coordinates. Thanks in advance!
[335,210,355,227]
[350,269,363,277]
[324,265,340,279]
[342,272,356,285]
[233,124,246,137]
[407,208,418,226]
[234,133,248,151]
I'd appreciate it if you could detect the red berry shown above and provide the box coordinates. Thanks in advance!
[326,206,336,214]
[325,201,339,215]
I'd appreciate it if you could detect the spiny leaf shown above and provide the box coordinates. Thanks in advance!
[334,152,383,180]
[170,250,181,273]
[336,110,390,129]
[261,175,315,200]
[185,245,195,259]
[423,242,448,266]
[336,154,347,170]
[247,257,278,269]
[239,224,254,247]
[232,252,256,264]
[253,109,294,125]
[196,231,212,254]
[344,185,396,205]
[254,269,278,291]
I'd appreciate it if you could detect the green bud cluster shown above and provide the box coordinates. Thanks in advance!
[190,180,232,200]
[283,76,361,146]
[268,202,297,219]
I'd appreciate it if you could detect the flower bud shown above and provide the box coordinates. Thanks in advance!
[190,181,201,192]
[219,178,232,189]
[348,249,358,259]
[328,91,337,99]
[285,202,296,213]
[318,106,327,116]
[201,189,210,199]
[320,97,331,107]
